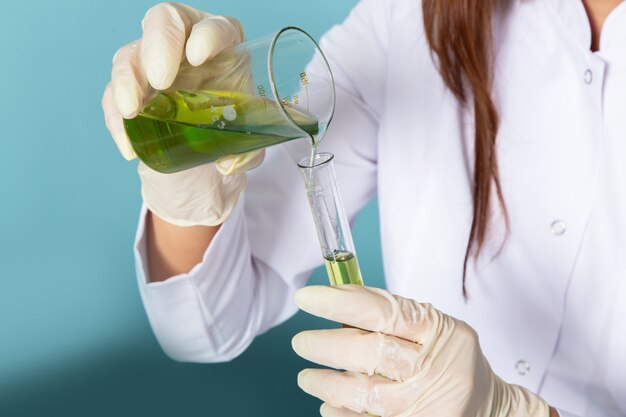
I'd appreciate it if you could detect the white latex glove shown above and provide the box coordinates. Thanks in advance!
[136,151,263,227]
[292,285,551,417]
[101,2,263,226]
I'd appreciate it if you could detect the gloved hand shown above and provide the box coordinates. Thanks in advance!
[292,285,551,417]
[101,2,263,226]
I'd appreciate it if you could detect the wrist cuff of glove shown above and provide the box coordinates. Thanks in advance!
[138,162,247,227]
[142,191,243,227]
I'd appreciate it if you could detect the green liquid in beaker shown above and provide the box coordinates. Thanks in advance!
[124,89,319,173]
[324,251,363,286]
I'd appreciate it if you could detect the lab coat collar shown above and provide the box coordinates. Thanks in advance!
[600,1,626,52]
[543,0,626,52]
[542,0,592,49]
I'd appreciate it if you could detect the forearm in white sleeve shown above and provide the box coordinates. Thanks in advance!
[134,201,299,363]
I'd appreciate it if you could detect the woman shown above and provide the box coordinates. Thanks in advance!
[102,0,626,416]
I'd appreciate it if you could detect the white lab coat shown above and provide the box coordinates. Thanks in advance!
[133,0,626,415]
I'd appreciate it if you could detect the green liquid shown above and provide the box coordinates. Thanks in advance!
[124,89,319,173]
[324,251,363,286]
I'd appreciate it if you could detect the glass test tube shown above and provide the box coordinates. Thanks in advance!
[298,152,364,286]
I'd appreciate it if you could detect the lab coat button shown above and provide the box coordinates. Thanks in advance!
[584,69,593,84]
[515,360,531,376]
[550,220,567,236]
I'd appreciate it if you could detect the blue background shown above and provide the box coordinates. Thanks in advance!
[0,0,385,416]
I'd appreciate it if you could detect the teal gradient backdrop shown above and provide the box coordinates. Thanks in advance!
[0,0,385,416]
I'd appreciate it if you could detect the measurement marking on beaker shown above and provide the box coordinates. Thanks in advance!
[300,72,310,112]
[257,85,269,112]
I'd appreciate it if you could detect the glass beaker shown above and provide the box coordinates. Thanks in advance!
[298,153,364,286]
[124,27,336,173]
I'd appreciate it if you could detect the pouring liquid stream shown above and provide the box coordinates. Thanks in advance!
[305,133,318,193]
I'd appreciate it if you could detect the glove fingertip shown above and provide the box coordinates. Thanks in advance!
[140,39,179,90]
[144,57,178,90]
[112,127,137,160]
[185,37,212,67]
[320,403,345,417]
[215,157,237,176]
[186,15,243,66]
[113,87,141,119]
[294,285,327,313]
[122,146,138,161]
[320,403,332,417]
[219,150,266,175]
[320,403,362,417]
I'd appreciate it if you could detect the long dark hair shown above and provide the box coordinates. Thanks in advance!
[422,0,508,296]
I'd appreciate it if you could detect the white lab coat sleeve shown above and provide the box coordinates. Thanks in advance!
[133,0,388,363]
[555,409,581,417]
[134,202,262,362]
